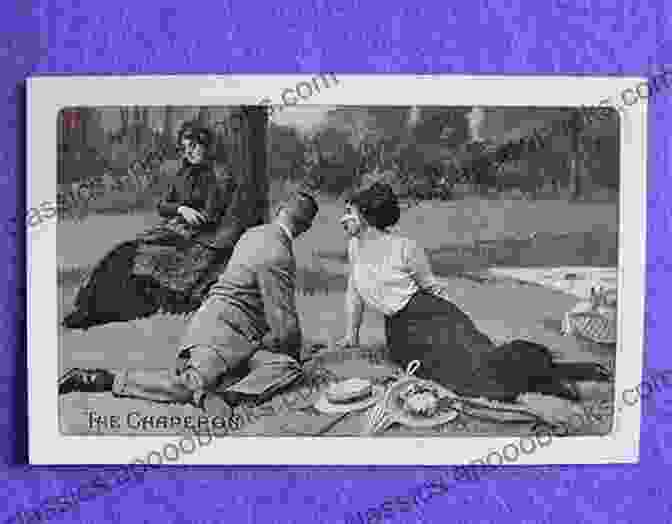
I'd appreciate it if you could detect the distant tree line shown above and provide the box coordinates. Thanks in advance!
[288,105,619,202]
[57,105,620,211]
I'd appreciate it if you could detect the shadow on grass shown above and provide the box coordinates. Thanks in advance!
[428,229,618,277]
[314,250,349,264]
[296,266,348,295]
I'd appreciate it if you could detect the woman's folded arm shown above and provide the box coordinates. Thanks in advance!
[157,183,181,218]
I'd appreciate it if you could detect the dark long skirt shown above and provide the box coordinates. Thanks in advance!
[384,290,588,402]
[63,223,242,329]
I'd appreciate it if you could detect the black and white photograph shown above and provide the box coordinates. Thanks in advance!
[27,76,647,465]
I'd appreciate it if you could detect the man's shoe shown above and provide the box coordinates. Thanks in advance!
[62,310,98,330]
[58,368,115,395]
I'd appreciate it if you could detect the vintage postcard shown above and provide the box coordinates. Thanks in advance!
[28,74,649,465]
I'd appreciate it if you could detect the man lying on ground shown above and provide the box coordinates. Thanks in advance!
[59,192,319,418]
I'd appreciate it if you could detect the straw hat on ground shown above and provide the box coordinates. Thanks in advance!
[314,378,386,415]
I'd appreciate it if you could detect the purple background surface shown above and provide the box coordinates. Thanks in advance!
[2,1,672,523]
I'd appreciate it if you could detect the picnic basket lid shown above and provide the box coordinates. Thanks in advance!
[565,286,618,345]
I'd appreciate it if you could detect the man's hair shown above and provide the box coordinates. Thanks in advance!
[295,191,319,213]
[279,191,319,222]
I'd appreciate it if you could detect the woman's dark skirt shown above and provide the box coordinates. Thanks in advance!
[384,290,571,402]
[63,223,241,329]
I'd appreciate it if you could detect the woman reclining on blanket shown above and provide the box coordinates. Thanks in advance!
[335,182,611,402]
[63,122,244,330]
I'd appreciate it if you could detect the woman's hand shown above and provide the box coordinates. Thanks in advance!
[178,205,207,226]
[334,334,360,350]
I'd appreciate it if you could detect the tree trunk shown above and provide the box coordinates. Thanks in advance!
[197,107,211,127]
[163,106,175,153]
[120,107,129,140]
[133,106,142,151]
[70,107,86,153]
[223,106,269,227]
[568,110,585,201]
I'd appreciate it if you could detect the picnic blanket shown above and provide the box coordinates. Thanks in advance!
[486,266,618,301]
[59,344,613,437]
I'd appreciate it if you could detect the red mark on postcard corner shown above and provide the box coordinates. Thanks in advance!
[63,110,80,129]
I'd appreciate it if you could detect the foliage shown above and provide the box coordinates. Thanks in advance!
[57,106,620,220]
[289,107,473,201]
[412,107,471,150]
[268,123,307,182]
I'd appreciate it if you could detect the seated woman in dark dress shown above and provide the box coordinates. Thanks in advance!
[335,182,611,402]
[63,122,244,330]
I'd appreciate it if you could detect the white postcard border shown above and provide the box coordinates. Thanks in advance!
[28,74,647,465]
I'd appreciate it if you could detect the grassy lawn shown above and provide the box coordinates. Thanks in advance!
[58,195,618,362]
[57,195,618,437]
[58,194,618,280]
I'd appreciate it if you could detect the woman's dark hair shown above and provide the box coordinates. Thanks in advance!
[346,182,401,230]
[176,121,214,163]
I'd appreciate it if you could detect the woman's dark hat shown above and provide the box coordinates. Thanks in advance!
[178,122,212,148]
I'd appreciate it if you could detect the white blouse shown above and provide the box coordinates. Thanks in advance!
[348,234,450,316]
